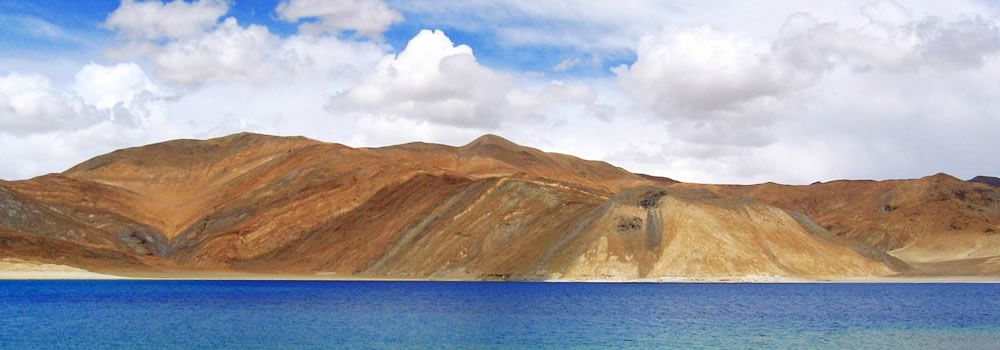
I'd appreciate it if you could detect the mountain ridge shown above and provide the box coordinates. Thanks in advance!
[1,133,997,280]
[970,175,1000,188]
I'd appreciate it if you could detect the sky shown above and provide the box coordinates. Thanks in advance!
[1,0,999,184]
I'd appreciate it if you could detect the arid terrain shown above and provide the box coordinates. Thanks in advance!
[1,133,998,281]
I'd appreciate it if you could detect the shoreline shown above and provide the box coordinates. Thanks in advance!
[3,272,999,284]
[0,259,128,280]
[4,259,999,283]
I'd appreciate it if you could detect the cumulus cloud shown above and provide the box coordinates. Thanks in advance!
[600,1,1000,183]
[914,16,1000,70]
[103,3,386,87]
[0,73,103,134]
[616,26,816,124]
[74,62,164,110]
[775,2,1000,73]
[277,0,403,38]
[0,61,180,179]
[4,0,390,173]
[329,29,602,128]
[0,62,168,136]
[613,2,1000,140]
[153,18,281,85]
[328,29,513,127]
[102,0,229,41]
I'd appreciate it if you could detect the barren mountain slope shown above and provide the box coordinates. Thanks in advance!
[679,174,1000,274]
[542,187,896,280]
[235,174,611,279]
[0,177,165,256]
[367,134,663,192]
[2,133,661,273]
[0,227,149,272]
[235,178,895,280]
[0,132,990,279]
[62,133,325,238]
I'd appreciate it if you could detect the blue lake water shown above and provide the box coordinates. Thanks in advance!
[1,281,999,349]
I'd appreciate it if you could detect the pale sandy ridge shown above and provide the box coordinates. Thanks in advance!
[3,263,999,283]
[0,259,127,280]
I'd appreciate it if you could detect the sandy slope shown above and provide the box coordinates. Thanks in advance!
[0,259,126,279]
[3,265,998,283]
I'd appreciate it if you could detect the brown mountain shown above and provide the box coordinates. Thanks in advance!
[1,133,997,280]
[677,174,1000,275]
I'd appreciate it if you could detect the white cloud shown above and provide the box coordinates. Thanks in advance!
[600,1,1000,183]
[0,62,175,179]
[391,0,999,69]
[103,0,229,41]
[329,29,603,129]
[552,57,581,72]
[504,80,599,116]
[766,63,1000,183]
[109,11,385,87]
[352,114,485,147]
[1,63,167,134]
[0,0,392,180]
[775,2,1000,73]
[74,62,164,110]
[612,2,1000,129]
[915,16,1000,70]
[0,73,104,134]
[0,118,179,180]
[616,26,815,124]
[153,18,281,86]
[328,29,513,128]
[277,0,403,38]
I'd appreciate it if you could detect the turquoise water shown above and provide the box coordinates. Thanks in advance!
[1,281,999,349]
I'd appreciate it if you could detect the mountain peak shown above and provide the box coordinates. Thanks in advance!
[923,172,960,182]
[463,134,518,148]
[212,132,319,145]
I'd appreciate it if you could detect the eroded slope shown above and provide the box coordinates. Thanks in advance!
[680,174,1000,274]
[0,132,986,279]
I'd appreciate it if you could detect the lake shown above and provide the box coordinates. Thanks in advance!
[1,281,998,349]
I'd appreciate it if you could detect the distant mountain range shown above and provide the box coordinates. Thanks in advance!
[1,133,998,280]
[970,176,1000,188]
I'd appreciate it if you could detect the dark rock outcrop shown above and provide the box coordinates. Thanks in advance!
[969,176,1000,188]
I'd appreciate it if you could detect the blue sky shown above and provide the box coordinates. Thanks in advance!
[2,0,1000,184]
[0,0,630,76]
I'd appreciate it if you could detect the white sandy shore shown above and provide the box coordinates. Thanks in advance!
[555,276,1000,283]
[0,259,127,280]
[1,260,998,283]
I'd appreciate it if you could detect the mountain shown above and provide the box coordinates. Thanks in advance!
[970,176,1000,188]
[1,133,997,280]
[678,174,1000,275]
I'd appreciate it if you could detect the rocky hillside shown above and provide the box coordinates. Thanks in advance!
[679,174,1000,275]
[1,133,997,280]
[970,176,1000,188]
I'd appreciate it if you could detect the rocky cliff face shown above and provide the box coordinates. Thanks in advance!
[1,133,996,279]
